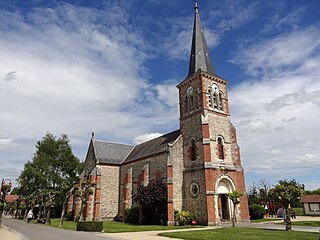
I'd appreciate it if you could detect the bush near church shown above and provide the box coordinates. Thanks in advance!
[249,204,266,220]
[76,221,103,232]
[125,206,139,224]
[174,210,194,226]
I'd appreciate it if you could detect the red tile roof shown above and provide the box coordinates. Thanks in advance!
[300,194,320,203]
[5,195,20,203]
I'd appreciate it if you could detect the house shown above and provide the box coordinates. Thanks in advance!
[67,2,250,226]
[300,194,320,216]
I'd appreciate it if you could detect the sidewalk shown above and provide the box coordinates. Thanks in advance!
[0,225,22,240]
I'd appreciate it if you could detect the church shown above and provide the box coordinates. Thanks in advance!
[67,2,250,226]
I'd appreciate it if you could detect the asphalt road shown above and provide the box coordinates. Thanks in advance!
[3,217,122,240]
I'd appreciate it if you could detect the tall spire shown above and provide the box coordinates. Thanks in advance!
[187,1,215,77]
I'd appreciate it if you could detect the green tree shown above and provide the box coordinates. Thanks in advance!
[305,188,320,195]
[227,190,244,227]
[134,180,167,225]
[269,179,304,230]
[75,180,94,222]
[0,183,12,227]
[247,183,260,205]
[17,132,83,224]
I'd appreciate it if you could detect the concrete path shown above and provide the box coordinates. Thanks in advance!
[0,225,23,240]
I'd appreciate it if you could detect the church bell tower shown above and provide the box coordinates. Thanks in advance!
[177,2,250,225]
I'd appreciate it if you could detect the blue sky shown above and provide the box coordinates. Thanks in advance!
[0,0,319,190]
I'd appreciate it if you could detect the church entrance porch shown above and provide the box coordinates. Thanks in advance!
[214,175,236,224]
[218,194,230,221]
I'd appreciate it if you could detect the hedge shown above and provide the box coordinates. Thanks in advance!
[76,221,103,232]
[249,204,266,220]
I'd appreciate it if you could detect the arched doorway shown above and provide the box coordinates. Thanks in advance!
[215,175,235,223]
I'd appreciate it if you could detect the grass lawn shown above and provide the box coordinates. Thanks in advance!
[48,219,199,233]
[293,207,304,216]
[103,221,200,233]
[160,227,318,240]
[49,218,77,230]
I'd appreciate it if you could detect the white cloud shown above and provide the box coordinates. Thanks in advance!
[262,6,307,33]
[0,2,181,184]
[0,139,14,145]
[133,132,163,145]
[229,23,320,181]
[231,25,320,77]
[207,0,260,33]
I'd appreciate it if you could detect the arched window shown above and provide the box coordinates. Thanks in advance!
[208,89,212,107]
[213,93,218,109]
[191,139,196,161]
[219,92,224,111]
[184,95,188,114]
[217,137,224,160]
[189,95,194,111]
[195,90,199,110]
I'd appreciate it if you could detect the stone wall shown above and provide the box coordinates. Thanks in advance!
[169,135,184,211]
[119,153,168,219]
[98,165,120,220]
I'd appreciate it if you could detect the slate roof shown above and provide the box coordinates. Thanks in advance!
[188,2,215,77]
[124,129,181,164]
[300,194,320,203]
[94,140,134,165]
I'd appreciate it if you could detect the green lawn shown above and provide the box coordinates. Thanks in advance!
[160,227,317,240]
[293,207,304,216]
[49,219,77,230]
[292,221,320,227]
[103,221,200,233]
[48,219,199,232]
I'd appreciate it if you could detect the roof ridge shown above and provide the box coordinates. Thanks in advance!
[134,129,180,147]
[95,139,134,147]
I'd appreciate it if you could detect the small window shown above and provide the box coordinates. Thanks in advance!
[217,137,224,160]
[195,91,199,109]
[191,139,196,161]
[213,93,218,109]
[184,95,188,114]
[219,92,224,111]
[190,95,194,111]
[208,89,212,107]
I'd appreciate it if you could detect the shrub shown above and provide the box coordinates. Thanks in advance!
[249,204,266,220]
[65,211,74,221]
[174,210,193,225]
[76,221,103,232]
[125,206,139,224]
[74,215,80,223]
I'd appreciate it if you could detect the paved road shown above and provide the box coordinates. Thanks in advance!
[2,217,122,240]
[239,221,320,233]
